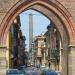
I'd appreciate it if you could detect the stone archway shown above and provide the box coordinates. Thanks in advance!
[0,0,75,45]
[0,0,75,75]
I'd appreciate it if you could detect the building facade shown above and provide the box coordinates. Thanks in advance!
[33,34,46,67]
[44,24,61,71]
[5,16,27,69]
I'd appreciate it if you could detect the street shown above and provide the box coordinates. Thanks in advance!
[6,65,61,75]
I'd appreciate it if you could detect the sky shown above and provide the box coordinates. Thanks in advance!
[20,9,50,50]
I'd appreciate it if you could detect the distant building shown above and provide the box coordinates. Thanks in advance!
[9,16,21,68]
[6,16,27,69]
[44,24,60,71]
[33,34,46,67]
[29,23,60,71]
[29,14,33,52]
[18,32,26,67]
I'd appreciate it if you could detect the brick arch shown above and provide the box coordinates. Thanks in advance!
[0,0,74,75]
[0,0,75,45]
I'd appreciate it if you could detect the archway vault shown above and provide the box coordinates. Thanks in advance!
[0,0,75,46]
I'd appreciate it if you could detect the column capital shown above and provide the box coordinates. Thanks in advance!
[0,46,7,50]
[68,45,75,56]
[68,45,75,75]
[68,45,75,48]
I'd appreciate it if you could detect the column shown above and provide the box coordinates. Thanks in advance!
[59,39,62,72]
[68,45,75,75]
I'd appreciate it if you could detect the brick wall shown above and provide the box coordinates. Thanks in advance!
[0,0,75,29]
[0,0,19,24]
[58,0,75,24]
[0,0,75,25]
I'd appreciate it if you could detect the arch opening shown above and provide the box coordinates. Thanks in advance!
[7,9,62,72]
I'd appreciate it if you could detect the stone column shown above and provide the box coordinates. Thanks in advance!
[61,47,68,75]
[0,46,7,75]
[68,45,75,75]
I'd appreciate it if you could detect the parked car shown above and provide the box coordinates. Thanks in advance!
[18,66,26,74]
[6,69,20,75]
[46,71,58,75]
[19,70,25,75]
[56,71,61,75]
[41,69,58,75]
[25,67,40,75]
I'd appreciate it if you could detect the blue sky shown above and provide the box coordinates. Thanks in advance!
[20,9,50,49]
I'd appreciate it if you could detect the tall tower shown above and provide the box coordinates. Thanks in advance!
[29,13,33,51]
